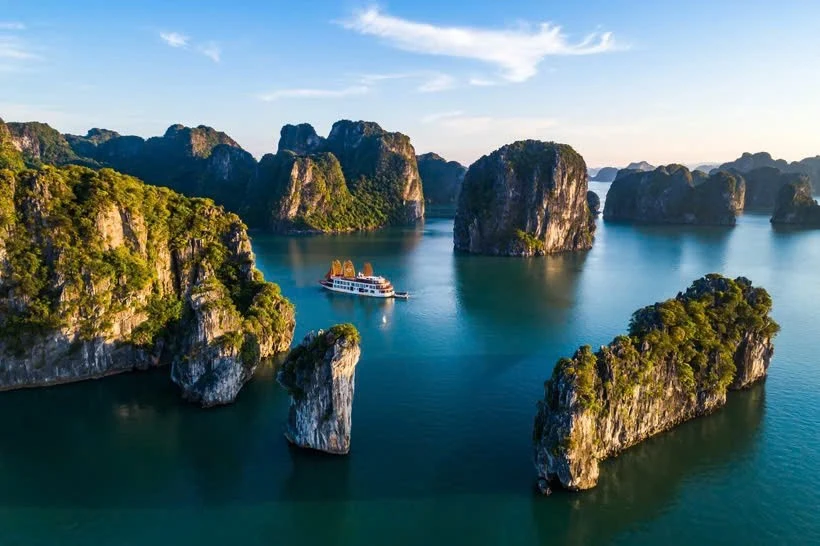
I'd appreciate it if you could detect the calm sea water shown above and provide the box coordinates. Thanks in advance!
[1,182,819,545]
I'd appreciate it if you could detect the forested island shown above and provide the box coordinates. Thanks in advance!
[533,274,778,492]
[0,117,295,406]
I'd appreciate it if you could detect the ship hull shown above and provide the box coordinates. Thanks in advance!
[319,282,394,298]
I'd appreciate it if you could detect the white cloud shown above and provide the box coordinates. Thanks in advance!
[160,31,189,48]
[0,22,25,31]
[342,7,616,82]
[417,73,456,93]
[198,42,221,62]
[257,86,369,101]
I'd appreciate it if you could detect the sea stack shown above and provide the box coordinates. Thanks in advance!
[603,165,745,225]
[278,324,362,454]
[454,140,595,256]
[533,274,778,491]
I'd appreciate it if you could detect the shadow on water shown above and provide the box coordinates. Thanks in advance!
[453,251,589,331]
[531,385,766,545]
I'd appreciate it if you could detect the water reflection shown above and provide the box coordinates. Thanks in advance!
[454,252,588,332]
[532,385,766,545]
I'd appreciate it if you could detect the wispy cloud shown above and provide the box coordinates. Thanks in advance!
[0,22,25,31]
[159,32,222,63]
[198,42,221,63]
[159,31,189,48]
[417,73,456,93]
[357,72,413,85]
[468,77,500,87]
[423,112,557,136]
[257,86,369,101]
[341,7,616,82]
[0,36,38,60]
[421,111,464,124]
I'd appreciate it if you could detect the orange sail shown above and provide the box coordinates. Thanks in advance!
[331,260,342,277]
[342,260,356,278]
[362,262,374,277]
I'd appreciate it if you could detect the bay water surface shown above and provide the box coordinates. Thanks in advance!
[1,182,818,545]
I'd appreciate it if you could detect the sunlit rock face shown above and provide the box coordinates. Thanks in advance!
[454,140,595,256]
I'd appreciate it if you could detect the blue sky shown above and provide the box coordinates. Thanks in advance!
[1,0,819,167]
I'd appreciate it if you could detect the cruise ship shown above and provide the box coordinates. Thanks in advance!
[319,260,409,299]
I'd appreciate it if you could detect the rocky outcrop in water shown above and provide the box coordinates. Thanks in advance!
[587,191,601,216]
[738,167,810,211]
[719,152,820,190]
[417,152,466,206]
[277,324,362,454]
[0,140,294,406]
[252,120,425,232]
[770,178,820,226]
[453,140,595,256]
[603,165,745,225]
[591,167,618,182]
[533,274,778,491]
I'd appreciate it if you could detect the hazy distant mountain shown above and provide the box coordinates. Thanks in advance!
[719,152,820,189]
[625,161,655,172]
[694,163,720,173]
[591,167,619,182]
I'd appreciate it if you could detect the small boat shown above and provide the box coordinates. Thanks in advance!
[319,260,409,299]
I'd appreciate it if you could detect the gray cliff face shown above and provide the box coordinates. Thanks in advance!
[770,178,820,226]
[603,165,745,225]
[277,327,361,454]
[453,140,595,256]
[0,165,295,406]
[533,275,778,491]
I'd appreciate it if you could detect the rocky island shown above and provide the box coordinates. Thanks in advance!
[8,118,426,234]
[719,151,820,190]
[603,165,745,225]
[453,140,595,256]
[533,274,778,491]
[251,120,424,232]
[277,324,362,454]
[590,167,618,182]
[771,178,820,226]
[0,118,295,406]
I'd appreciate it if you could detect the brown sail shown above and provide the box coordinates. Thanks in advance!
[362,262,374,277]
[331,260,342,277]
[342,260,356,278]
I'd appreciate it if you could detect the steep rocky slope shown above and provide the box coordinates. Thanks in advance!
[454,140,595,256]
[603,165,745,225]
[278,324,361,454]
[719,151,820,189]
[8,121,84,167]
[66,124,257,215]
[533,275,778,491]
[254,120,425,232]
[0,122,294,405]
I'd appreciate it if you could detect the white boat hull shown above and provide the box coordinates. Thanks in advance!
[320,283,394,298]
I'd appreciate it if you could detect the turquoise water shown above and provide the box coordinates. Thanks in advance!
[1,186,819,544]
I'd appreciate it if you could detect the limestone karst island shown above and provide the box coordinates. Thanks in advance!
[1,2,819,545]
